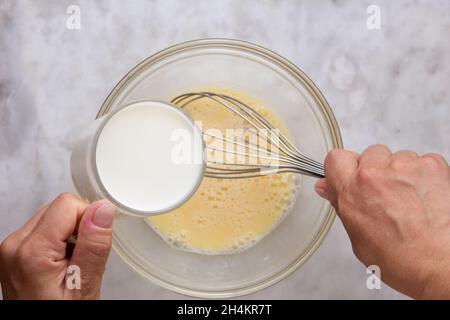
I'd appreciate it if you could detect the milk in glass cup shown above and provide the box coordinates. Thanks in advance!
[70,101,205,217]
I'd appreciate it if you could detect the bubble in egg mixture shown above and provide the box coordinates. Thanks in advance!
[146,88,300,255]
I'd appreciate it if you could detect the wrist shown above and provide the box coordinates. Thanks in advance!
[418,258,450,299]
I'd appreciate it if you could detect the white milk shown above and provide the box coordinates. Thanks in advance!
[95,101,204,213]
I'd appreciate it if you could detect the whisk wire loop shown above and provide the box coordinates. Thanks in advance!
[171,92,325,179]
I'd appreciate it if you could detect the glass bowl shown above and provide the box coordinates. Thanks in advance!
[97,39,342,298]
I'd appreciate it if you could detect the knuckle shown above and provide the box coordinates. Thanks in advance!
[393,150,417,157]
[389,157,418,172]
[369,144,391,152]
[15,241,34,267]
[389,158,402,171]
[421,154,448,171]
[357,165,382,184]
[362,144,392,157]
[0,235,18,261]
[325,148,346,164]
[56,192,76,203]
[83,237,112,259]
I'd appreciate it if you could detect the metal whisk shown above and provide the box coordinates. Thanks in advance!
[171,92,325,179]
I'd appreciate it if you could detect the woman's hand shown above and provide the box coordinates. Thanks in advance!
[0,193,115,299]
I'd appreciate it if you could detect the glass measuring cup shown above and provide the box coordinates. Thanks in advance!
[70,100,205,217]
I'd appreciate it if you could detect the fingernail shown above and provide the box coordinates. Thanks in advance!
[92,200,115,229]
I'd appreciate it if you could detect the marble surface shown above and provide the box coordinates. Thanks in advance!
[1,0,449,299]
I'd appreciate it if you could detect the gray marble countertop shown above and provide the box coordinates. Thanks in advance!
[1,0,449,299]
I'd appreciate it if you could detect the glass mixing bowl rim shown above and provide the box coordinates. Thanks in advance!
[99,38,343,298]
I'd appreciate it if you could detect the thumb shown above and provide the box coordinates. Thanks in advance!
[323,149,359,196]
[69,199,115,297]
[315,149,359,210]
[314,178,335,204]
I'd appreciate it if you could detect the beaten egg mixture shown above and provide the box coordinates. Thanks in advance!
[147,89,299,254]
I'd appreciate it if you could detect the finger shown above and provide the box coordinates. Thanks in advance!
[2,203,50,254]
[314,178,335,203]
[16,203,49,239]
[28,193,88,261]
[69,199,115,297]
[391,150,418,161]
[388,150,419,172]
[359,144,392,167]
[421,153,449,167]
[324,148,359,196]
